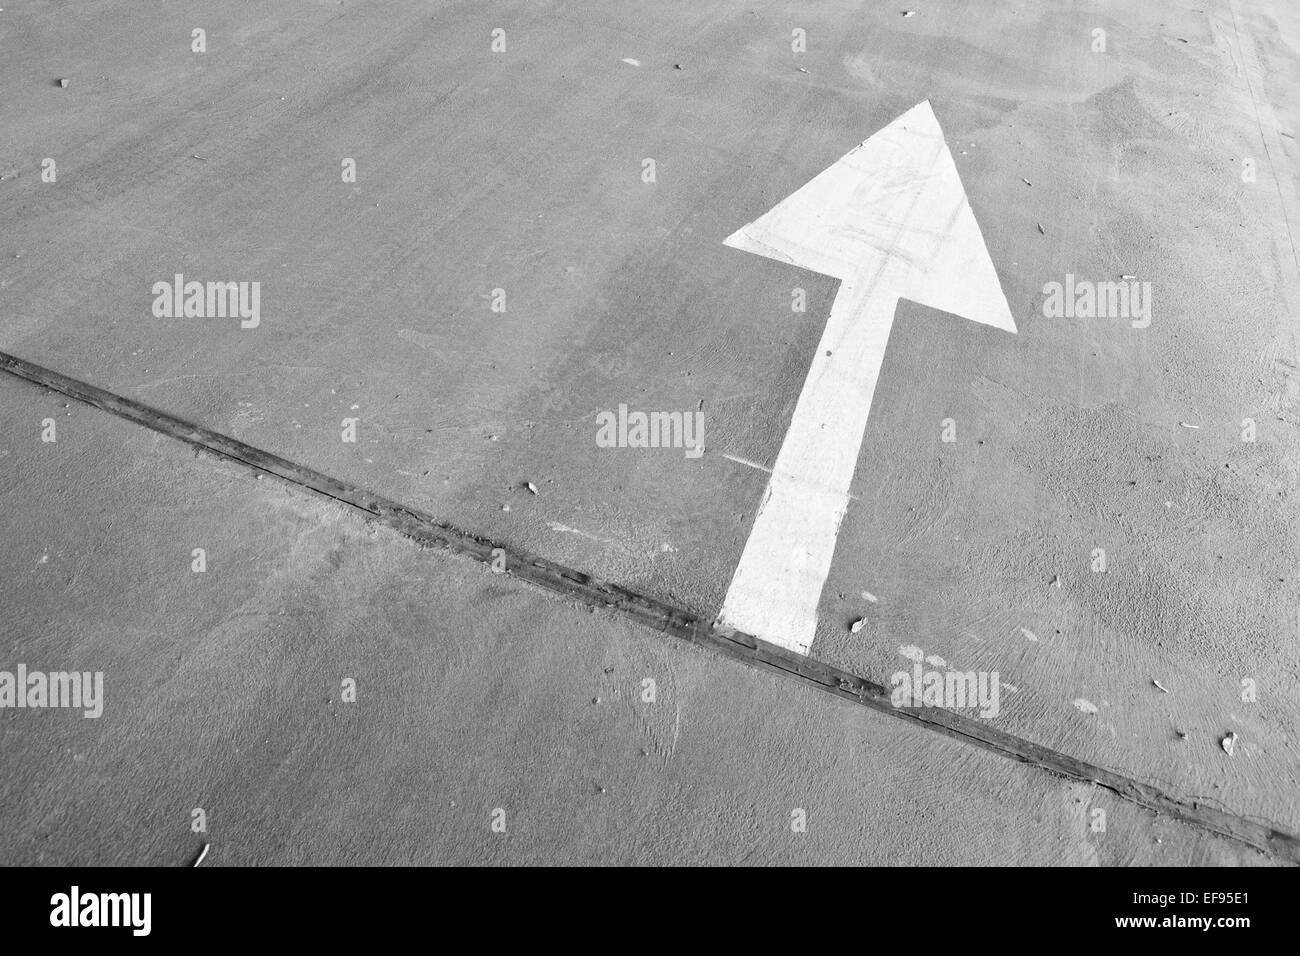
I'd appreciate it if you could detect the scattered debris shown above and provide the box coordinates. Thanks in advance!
[1152,678,1169,693]
[1072,698,1099,715]
[1221,731,1237,756]
[193,843,210,867]
[850,617,866,634]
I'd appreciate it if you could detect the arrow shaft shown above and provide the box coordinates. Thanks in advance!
[719,267,908,654]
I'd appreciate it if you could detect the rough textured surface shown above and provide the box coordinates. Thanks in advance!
[0,383,1277,865]
[1,0,1297,864]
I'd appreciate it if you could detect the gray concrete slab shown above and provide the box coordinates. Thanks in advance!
[0,379,1275,865]
[1,0,1298,864]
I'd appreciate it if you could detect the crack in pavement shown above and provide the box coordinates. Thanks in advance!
[3,347,1297,864]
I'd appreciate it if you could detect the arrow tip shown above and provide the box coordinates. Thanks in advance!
[725,99,1017,335]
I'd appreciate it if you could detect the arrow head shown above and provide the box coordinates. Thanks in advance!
[726,100,1016,333]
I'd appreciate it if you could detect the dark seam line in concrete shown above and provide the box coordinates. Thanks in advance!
[3,347,1297,864]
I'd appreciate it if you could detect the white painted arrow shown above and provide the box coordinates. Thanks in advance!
[718,100,1017,656]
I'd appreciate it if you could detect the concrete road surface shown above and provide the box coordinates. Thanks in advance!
[1,0,1298,865]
